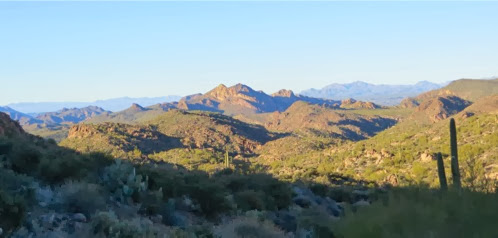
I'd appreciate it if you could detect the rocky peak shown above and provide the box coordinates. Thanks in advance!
[129,103,147,111]
[341,98,357,105]
[272,89,296,98]
[229,83,253,93]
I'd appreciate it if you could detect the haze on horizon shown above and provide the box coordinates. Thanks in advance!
[1,1,497,105]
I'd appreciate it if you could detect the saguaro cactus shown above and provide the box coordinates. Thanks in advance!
[224,148,231,168]
[436,152,447,191]
[450,118,461,189]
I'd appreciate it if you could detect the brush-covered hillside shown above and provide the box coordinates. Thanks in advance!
[258,94,497,189]
[61,110,279,161]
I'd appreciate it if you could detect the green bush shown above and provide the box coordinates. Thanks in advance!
[0,189,26,234]
[334,188,498,238]
[59,181,107,216]
[234,190,266,211]
[10,146,41,174]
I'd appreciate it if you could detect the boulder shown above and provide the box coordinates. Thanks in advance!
[72,213,87,223]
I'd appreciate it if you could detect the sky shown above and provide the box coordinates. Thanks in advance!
[1,1,497,105]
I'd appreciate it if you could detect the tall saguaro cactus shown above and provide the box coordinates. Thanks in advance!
[224,148,231,168]
[449,118,461,189]
[436,152,447,190]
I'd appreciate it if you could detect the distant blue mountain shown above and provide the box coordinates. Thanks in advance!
[300,81,444,106]
[0,106,42,125]
[6,96,181,113]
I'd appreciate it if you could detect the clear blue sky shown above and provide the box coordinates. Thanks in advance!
[1,1,497,105]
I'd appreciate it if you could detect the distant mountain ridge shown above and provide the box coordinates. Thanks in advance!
[0,106,42,125]
[301,81,443,106]
[177,83,345,115]
[36,106,111,124]
[6,96,181,113]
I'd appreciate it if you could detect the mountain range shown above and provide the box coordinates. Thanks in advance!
[301,81,445,106]
[5,96,181,113]
[0,78,497,237]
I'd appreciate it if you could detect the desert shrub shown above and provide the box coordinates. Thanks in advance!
[334,188,498,238]
[38,153,84,183]
[297,208,336,238]
[214,216,287,238]
[10,145,41,174]
[91,211,179,238]
[58,181,107,216]
[188,182,230,217]
[234,190,265,211]
[223,173,292,210]
[0,140,13,155]
[0,189,26,234]
[138,189,164,216]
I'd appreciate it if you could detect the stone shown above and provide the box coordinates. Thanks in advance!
[72,213,87,223]
[420,152,434,162]
[353,200,370,207]
[293,196,312,208]
[151,214,163,223]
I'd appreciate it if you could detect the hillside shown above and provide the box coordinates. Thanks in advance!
[402,78,498,106]
[410,95,471,123]
[301,81,442,106]
[259,94,498,187]
[256,101,396,141]
[62,109,278,157]
[60,123,181,158]
[0,112,25,137]
[144,110,277,154]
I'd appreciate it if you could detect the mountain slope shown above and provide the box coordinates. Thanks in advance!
[60,123,181,158]
[0,112,25,137]
[259,102,396,141]
[411,95,472,123]
[144,110,277,154]
[62,109,279,157]
[301,81,442,106]
[404,79,498,106]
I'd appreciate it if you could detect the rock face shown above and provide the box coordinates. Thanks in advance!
[420,152,435,162]
[340,98,380,109]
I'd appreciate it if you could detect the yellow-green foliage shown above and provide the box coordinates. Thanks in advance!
[334,188,498,238]
[149,149,224,172]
